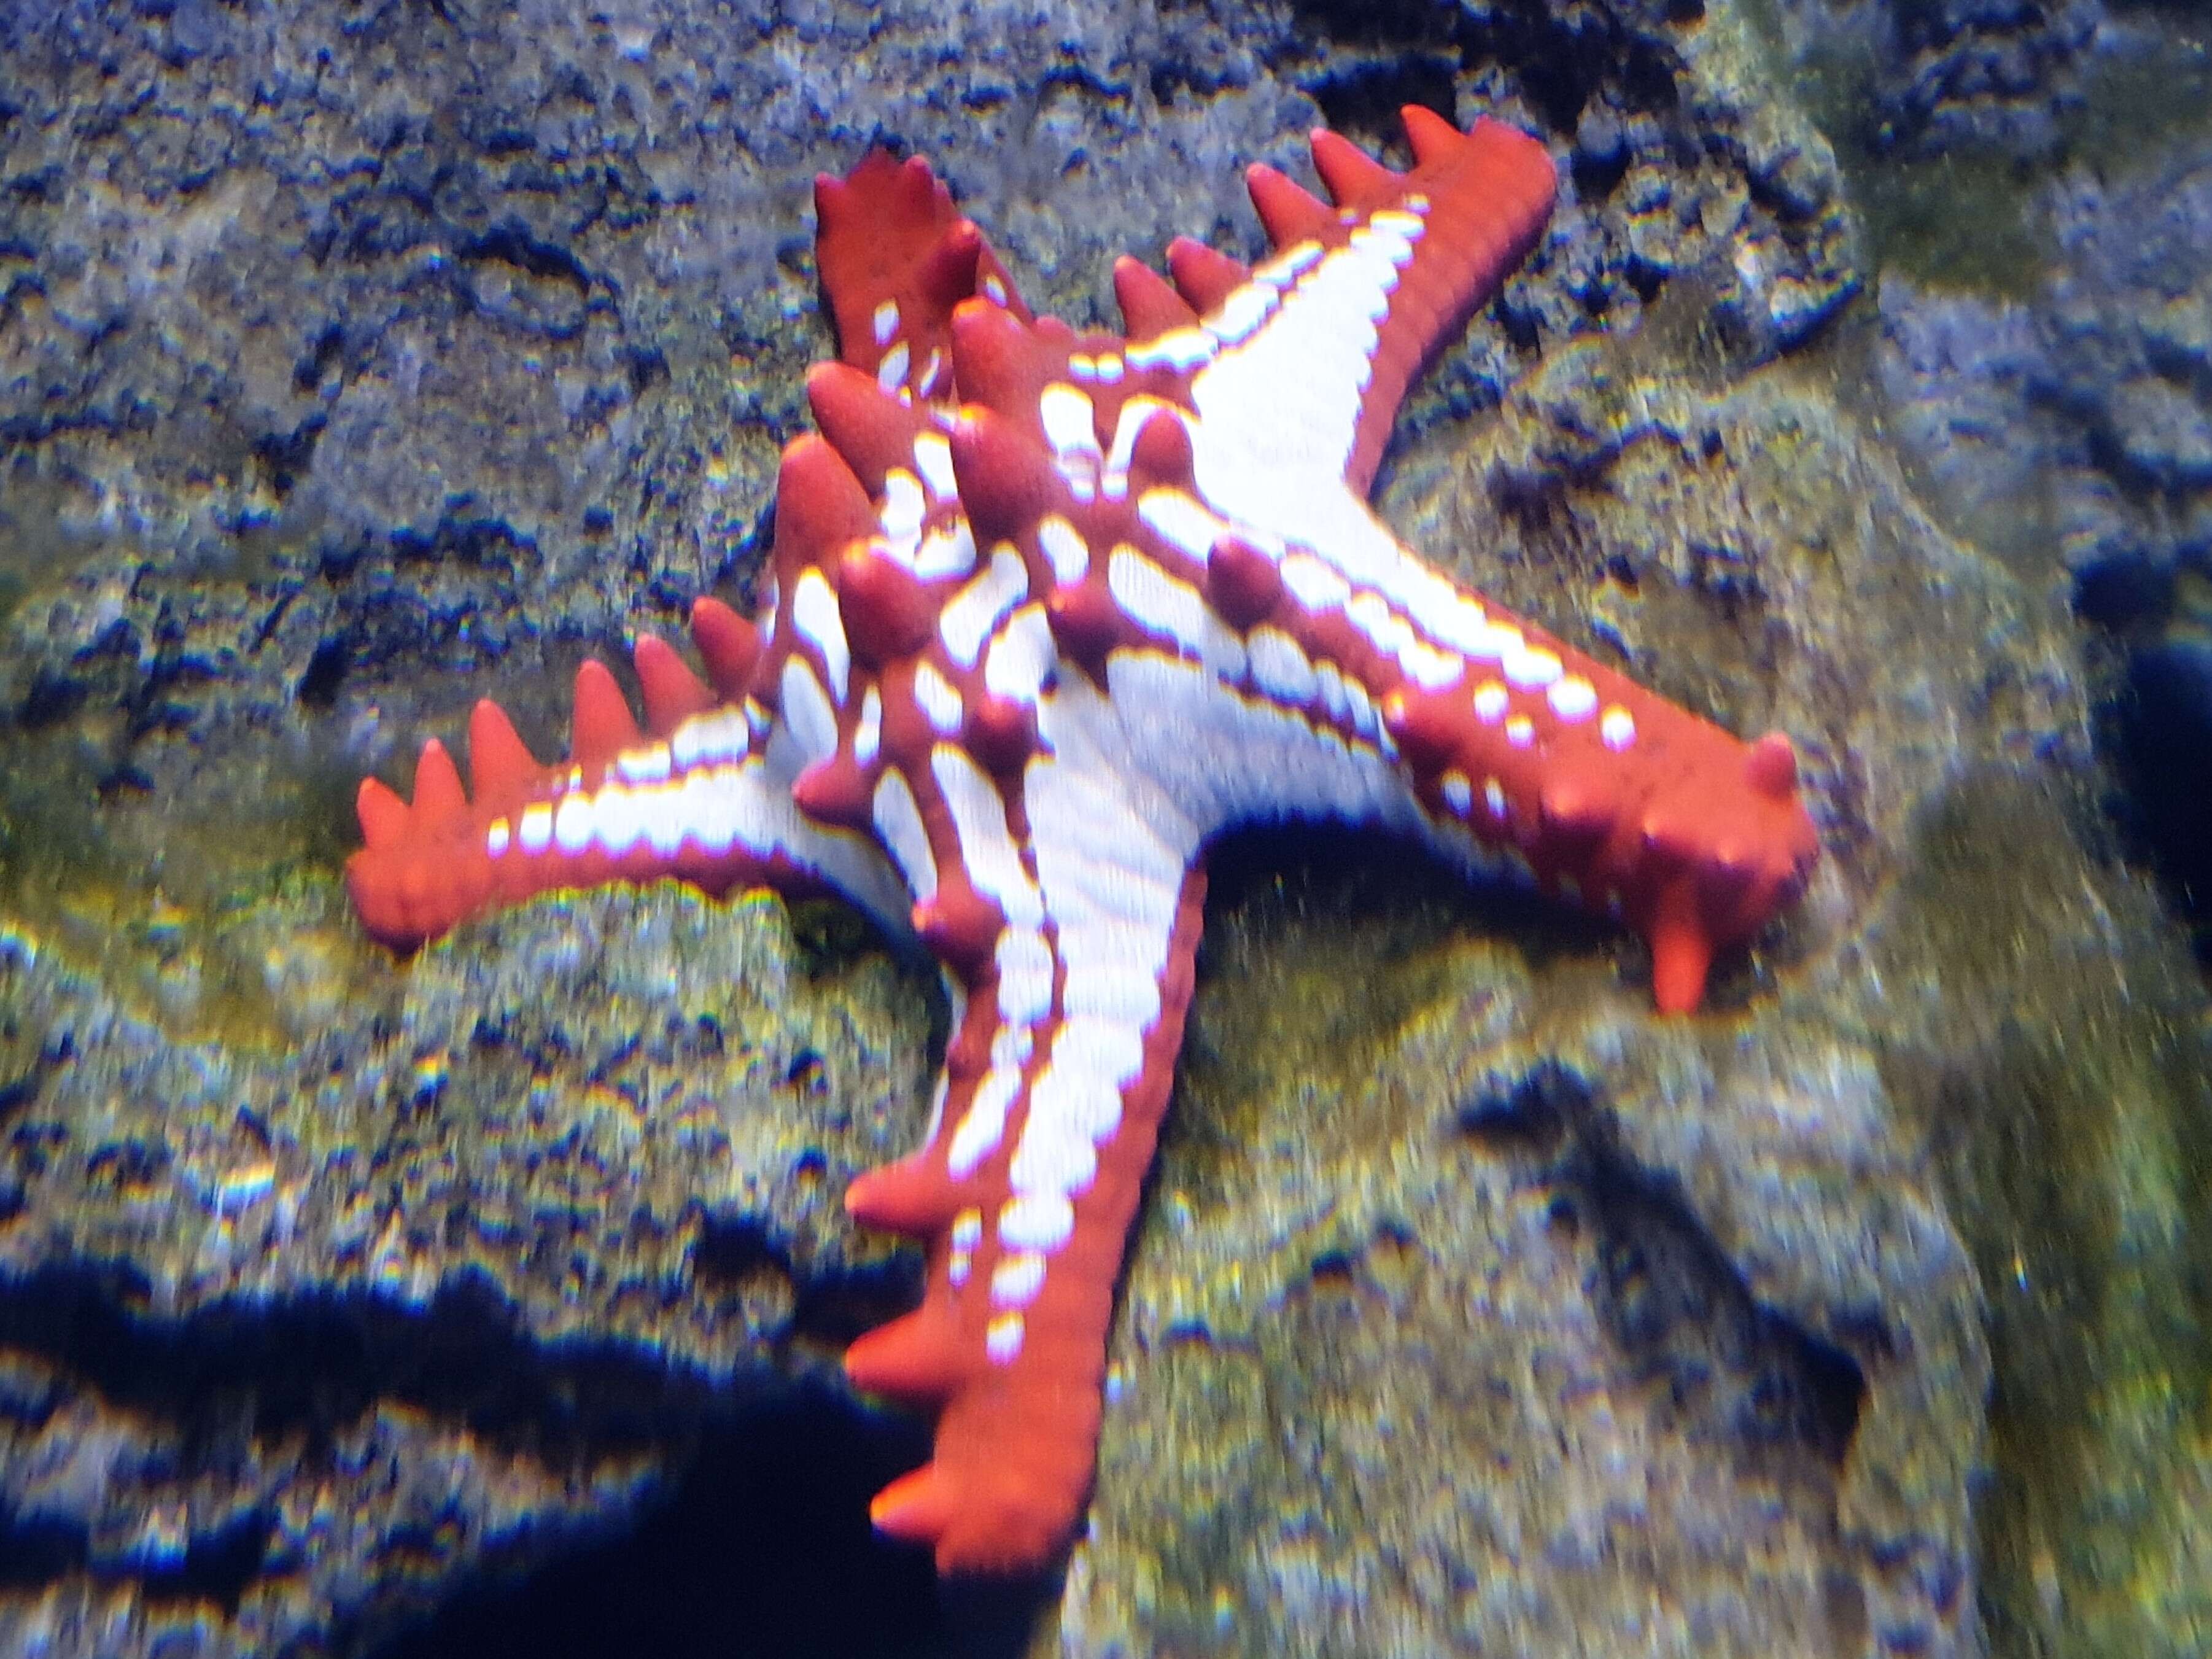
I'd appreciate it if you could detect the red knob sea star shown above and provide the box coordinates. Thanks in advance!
[344,107,1819,1574]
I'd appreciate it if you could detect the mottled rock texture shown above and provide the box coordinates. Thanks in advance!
[1,1,2208,1658]
[1871,120,2212,1659]
[1769,0,2105,160]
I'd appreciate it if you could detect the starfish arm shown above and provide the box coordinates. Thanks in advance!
[919,300,1820,1009]
[815,148,1032,403]
[845,847,1206,1574]
[1363,602,1820,1011]
[825,586,1209,1573]
[344,601,908,949]
[1063,484,1819,1008]
[927,383,1817,1010]
[1171,111,1556,527]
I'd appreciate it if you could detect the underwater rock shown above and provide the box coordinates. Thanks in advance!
[1878,138,2212,946]
[1768,0,2104,159]
[0,1,2206,1658]
[1870,103,2212,1659]
[0,887,940,1658]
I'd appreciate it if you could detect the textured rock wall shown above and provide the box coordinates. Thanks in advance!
[0,1,2208,1658]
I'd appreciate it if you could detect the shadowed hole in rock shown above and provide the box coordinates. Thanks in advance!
[0,1512,80,1591]
[456,220,594,294]
[692,1215,793,1289]
[1585,1149,1865,1465]
[1459,1062,1866,1469]
[2108,634,2212,965]
[387,516,538,575]
[367,1384,1038,1659]
[0,1254,1044,1655]
[1200,821,1613,979]
[297,635,351,707]
[2073,551,2212,965]
[693,1208,922,1354]
[254,414,325,496]
[1305,56,1461,152]
[17,665,88,728]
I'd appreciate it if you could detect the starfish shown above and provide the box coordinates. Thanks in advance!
[344,109,1819,1574]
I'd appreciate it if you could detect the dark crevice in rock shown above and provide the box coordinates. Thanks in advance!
[624,343,669,395]
[1304,55,1462,146]
[1460,1063,1867,1471]
[387,515,539,575]
[297,632,352,706]
[292,322,351,393]
[316,535,543,677]
[1571,106,1636,196]
[456,220,597,296]
[1200,820,1614,979]
[15,664,89,729]
[0,1510,79,1590]
[690,1215,796,1290]
[789,1251,922,1353]
[254,413,326,497]
[1456,1060,1575,1152]
[2071,546,2212,963]
[710,499,776,597]
[1478,0,1658,133]
[1580,1143,1865,1467]
[2104,628,2212,963]
[0,1257,732,1459]
[0,1070,39,1124]
[0,1247,988,1644]
[363,1384,1034,1659]
[5,1502,282,1613]
[1144,57,1248,110]
[1291,0,1461,50]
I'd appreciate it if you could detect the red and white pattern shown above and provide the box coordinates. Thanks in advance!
[345,110,1820,1574]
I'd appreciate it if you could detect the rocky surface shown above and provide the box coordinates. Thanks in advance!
[1768,0,2108,161]
[1,1,2210,1658]
[0,888,952,1658]
[1866,114,2212,1659]
[1877,129,2212,948]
